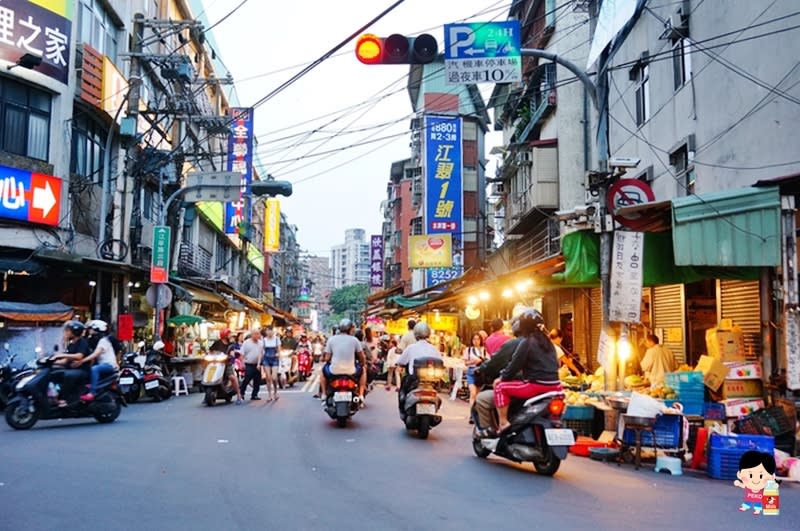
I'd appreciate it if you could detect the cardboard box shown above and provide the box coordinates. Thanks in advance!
[721,379,764,399]
[720,398,765,418]
[695,355,728,391]
[725,361,763,380]
[706,328,746,362]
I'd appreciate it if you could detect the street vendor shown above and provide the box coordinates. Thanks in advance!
[640,333,676,388]
[549,328,584,377]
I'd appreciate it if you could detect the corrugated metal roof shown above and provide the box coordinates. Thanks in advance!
[671,186,781,267]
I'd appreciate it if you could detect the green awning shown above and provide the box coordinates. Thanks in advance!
[550,230,600,287]
[672,186,781,267]
[387,295,431,309]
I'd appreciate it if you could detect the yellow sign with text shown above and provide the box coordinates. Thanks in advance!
[422,313,459,333]
[102,56,128,120]
[409,234,453,269]
[264,198,280,252]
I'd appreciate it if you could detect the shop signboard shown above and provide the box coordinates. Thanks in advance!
[369,234,384,288]
[423,114,463,287]
[224,108,254,234]
[263,198,280,252]
[409,234,453,269]
[0,0,72,84]
[0,164,61,226]
[444,20,522,85]
[422,312,458,333]
[609,231,644,323]
[150,225,171,284]
[102,56,128,121]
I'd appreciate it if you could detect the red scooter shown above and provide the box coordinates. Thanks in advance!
[297,347,313,381]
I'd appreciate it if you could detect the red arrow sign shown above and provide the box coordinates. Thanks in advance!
[28,173,61,226]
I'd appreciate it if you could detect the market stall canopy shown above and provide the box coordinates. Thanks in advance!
[263,302,299,326]
[386,295,432,309]
[168,314,203,326]
[366,283,404,305]
[179,284,224,305]
[0,301,73,322]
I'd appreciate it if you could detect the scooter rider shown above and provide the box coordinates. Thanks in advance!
[53,320,92,404]
[79,320,119,402]
[473,318,523,437]
[319,319,367,402]
[395,322,442,409]
[208,329,243,403]
[494,308,562,433]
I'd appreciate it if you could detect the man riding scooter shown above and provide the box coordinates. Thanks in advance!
[208,329,243,404]
[79,320,119,402]
[53,320,92,405]
[395,322,442,413]
[319,319,367,404]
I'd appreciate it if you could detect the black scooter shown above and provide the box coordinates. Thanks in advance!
[118,352,144,403]
[471,389,575,476]
[399,357,444,439]
[5,353,126,430]
[142,351,172,402]
[0,351,35,410]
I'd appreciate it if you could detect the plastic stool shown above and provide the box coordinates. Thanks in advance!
[172,376,189,396]
[656,455,683,475]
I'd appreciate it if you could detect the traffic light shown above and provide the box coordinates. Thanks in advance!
[355,33,438,65]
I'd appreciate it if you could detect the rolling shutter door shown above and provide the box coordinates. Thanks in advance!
[653,284,686,365]
[719,280,761,361]
[590,288,602,366]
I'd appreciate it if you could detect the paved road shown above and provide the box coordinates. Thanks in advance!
[1,377,798,531]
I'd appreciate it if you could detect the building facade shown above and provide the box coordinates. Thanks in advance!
[330,228,369,289]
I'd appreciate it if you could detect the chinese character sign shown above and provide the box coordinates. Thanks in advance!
[0,164,61,226]
[609,231,644,323]
[0,1,72,84]
[424,115,463,287]
[224,108,254,234]
[263,198,280,252]
[370,235,384,289]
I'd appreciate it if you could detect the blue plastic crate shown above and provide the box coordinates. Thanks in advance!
[665,371,704,388]
[704,402,726,420]
[707,433,775,480]
[664,399,703,416]
[623,414,682,448]
[563,405,594,420]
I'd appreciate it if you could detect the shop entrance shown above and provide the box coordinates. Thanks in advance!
[685,279,717,366]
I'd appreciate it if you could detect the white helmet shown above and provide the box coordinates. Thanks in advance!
[153,340,165,350]
[87,319,108,333]
[413,321,431,340]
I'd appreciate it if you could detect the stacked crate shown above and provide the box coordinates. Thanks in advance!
[665,371,704,416]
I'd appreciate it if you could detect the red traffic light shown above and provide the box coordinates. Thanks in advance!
[355,34,383,64]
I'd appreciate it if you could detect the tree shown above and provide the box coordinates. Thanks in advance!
[328,284,369,319]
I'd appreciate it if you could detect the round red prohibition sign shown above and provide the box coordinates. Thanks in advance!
[607,178,656,228]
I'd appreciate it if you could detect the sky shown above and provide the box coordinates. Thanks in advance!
[199,0,506,256]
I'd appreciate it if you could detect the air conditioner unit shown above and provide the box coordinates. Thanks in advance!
[660,13,689,40]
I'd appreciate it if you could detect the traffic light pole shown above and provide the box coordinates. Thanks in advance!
[519,48,614,386]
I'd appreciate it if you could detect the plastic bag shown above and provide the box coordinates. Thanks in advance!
[627,391,664,418]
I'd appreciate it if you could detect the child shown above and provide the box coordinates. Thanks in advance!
[733,450,776,515]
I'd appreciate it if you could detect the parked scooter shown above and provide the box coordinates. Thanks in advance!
[5,350,126,430]
[398,357,444,439]
[323,374,360,428]
[118,352,144,403]
[297,347,313,381]
[277,349,298,388]
[201,353,237,406]
[142,350,171,402]
[0,349,36,411]
[471,389,574,476]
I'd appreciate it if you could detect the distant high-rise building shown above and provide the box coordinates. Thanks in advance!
[304,255,333,312]
[330,229,370,289]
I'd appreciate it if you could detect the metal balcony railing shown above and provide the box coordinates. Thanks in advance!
[178,243,212,277]
[510,217,561,270]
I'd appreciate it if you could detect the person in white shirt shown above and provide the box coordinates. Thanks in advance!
[384,338,401,391]
[320,319,367,401]
[395,322,442,409]
[79,320,119,402]
[397,320,417,353]
[239,329,264,402]
[640,333,676,388]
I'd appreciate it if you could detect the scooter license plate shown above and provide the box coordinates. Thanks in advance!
[416,403,436,415]
[545,428,575,446]
[119,377,134,385]
[144,380,159,390]
[333,391,352,402]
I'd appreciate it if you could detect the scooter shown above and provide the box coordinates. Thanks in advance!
[142,351,171,402]
[201,353,237,406]
[5,352,126,430]
[323,374,360,428]
[0,351,35,411]
[297,348,313,381]
[118,352,143,403]
[470,389,575,476]
[278,349,298,388]
[399,357,444,439]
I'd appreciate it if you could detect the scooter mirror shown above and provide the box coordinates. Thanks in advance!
[53,344,59,352]
[3,342,9,350]
[35,347,42,354]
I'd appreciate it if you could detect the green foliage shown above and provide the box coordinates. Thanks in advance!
[328,284,369,316]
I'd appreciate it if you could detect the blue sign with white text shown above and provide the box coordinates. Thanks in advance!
[424,115,463,287]
[224,108,254,235]
[444,21,521,60]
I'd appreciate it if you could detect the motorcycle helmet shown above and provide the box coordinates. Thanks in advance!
[518,308,545,335]
[63,320,86,336]
[338,319,353,334]
[511,317,522,337]
[219,328,231,341]
[87,319,108,333]
[413,321,432,340]
[153,340,165,351]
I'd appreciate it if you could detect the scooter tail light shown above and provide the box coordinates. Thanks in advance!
[548,398,565,418]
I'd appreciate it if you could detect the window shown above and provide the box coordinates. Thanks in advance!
[70,112,107,181]
[634,64,650,126]
[0,77,51,160]
[672,38,692,90]
[215,239,228,272]
[141,187,161,221]
[78,0,119,61]
[411,217,423,236]
[670,144,696,195]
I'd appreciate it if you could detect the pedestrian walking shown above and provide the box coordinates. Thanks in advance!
[239,329,264,401]
[384,338,401,391]
[261,327,281,401]
[463,332,487,413]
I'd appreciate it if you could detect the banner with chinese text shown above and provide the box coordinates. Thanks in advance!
[263,198,280,252]
[423,115,463,287]
[369,235,383,289]
[224,108,254,234]
[609,231,644,323]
